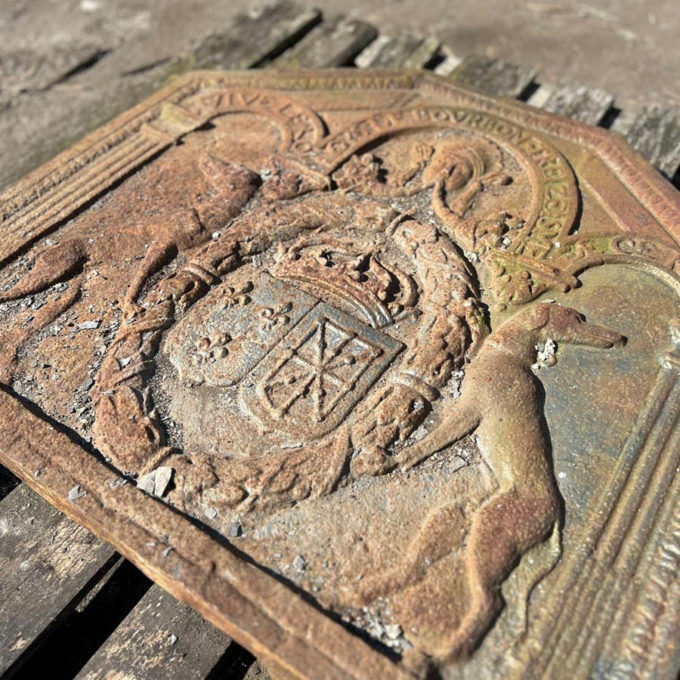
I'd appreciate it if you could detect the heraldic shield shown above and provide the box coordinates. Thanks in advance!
[3,69,680,680]
[165,266,403,440]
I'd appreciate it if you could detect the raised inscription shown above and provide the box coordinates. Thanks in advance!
[1,71,679,680]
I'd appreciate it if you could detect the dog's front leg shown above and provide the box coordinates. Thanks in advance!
[395,400,480,470]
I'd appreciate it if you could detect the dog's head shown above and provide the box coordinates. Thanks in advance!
[523,302,625,349]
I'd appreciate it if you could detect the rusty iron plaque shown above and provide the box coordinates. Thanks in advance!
[2,69,680,679]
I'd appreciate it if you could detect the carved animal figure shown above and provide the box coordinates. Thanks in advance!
[0,155,262,382]
[357,302,624,660]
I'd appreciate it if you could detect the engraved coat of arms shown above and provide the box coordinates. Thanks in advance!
[1,72,680,679]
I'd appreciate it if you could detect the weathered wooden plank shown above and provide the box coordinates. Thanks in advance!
[273,16,377,68]
[0,42,107,103]
[356,33,439,69]
[12,558,154,679]
[433,53,462,76]
[193,2,321,70]
[624,105,680,178]
[542,84,614,126]
[449,55,536,98]
[526,84,554,109]
[401,36,440,69]
[76,584,232,680]
[0,484,115,675]
[609,108,637,137]
[354,35,389,68]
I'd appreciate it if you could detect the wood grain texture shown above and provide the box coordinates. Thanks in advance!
[76,584,232,680]
[0,484,115,675]
[625,105,680,178]
[356,34,439,69]
[273,16,377,68]
[449,55,536,98]
[193,2,321,70]
[543,84,614,126]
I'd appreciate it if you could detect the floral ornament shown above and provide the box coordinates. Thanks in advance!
[493,265,534,307]
[219,281,253,309]
[259,302,292,331]
[191,332,232,365]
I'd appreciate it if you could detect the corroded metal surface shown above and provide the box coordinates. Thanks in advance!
[1,69,680,679]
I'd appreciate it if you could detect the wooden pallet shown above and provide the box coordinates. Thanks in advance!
[2,3,680,678]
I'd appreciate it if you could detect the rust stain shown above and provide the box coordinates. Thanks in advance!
[1,70,679,679]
